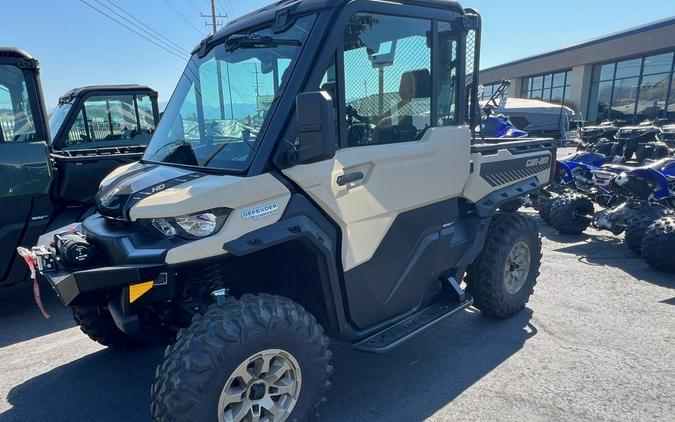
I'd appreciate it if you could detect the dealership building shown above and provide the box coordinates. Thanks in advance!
[479,17,675,124]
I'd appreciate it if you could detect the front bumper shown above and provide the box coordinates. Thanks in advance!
[43,264,165,306]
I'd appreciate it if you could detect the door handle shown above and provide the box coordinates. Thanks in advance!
[336,171,364,186]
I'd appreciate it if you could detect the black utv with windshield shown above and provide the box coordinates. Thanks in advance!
[0,49,160,288]
[616,119,666,162]
[576,120,623,154]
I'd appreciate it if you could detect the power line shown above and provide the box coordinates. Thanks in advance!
[222,0,236,18]
[216,0,229,18]
[161,0,207,37]
[186,0,203,14]
[77,0,188,61]
[104,0,190,56]
[92,0,188,57]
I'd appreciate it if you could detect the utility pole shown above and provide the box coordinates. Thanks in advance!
[202,0,230,120]
[253,63,261,118]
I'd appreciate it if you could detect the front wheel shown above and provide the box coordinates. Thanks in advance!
[549,194,594,235]
[466,213,542,319]
[72,305,147,349]
[641,216,675,273]
[624,208,666,255]
[151,294,332,422]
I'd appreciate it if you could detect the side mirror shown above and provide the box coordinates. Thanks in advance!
[292,91,336,165]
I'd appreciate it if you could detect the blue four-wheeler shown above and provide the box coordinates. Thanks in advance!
[548,158,675,258]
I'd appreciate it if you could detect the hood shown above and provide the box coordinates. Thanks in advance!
[96,162,206,219]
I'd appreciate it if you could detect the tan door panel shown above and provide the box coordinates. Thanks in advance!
[283,125,471,271]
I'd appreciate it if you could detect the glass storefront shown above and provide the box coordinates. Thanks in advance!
[480,82,501,100]
[521,70,572,104]
[587,51,674,122]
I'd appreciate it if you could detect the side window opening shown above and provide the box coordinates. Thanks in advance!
[0,65,38,142]
[342,13,432,147]
[64,94,154,148]
[136,95,157,135]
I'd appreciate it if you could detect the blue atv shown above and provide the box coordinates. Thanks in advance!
[615,159,675,256]
[548,158,675,238]
[524,151,622,223]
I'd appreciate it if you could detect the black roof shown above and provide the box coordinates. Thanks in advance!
[198,0,465,52]
[58,84,158,102]
[0,47,34,60]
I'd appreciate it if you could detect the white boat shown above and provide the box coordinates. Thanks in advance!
[481,97,574,137]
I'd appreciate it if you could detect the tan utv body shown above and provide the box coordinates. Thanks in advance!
[25,1,555,420]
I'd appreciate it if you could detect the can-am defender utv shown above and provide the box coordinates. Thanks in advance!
[22,2,556,420]
[0,49,160,289]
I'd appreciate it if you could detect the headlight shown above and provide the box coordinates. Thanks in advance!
[148,208,230,239]
[175,213,218,237]
[615,172,629,186]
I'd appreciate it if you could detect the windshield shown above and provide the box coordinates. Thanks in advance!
[144,15,315,171]
[0,64,38,142]
[49,101,72,137]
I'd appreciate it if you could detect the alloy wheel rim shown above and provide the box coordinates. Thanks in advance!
[218,349,302,422]
[503,240,531,294]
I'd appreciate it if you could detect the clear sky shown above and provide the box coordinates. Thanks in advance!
[2,0,674,109]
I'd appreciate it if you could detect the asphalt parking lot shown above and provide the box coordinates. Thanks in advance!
[1,212,674,422]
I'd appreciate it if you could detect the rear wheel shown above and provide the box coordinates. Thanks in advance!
[641,216,675,273]
[151,294,332,422]
[624,207,666,255]
[72,305,146,349]
[466,213,541,319]
[549,193,594,235]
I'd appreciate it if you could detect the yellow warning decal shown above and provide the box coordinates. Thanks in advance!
[129,281,153,303]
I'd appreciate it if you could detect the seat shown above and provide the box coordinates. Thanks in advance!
[602,157,675,173]
[373,69,431,144]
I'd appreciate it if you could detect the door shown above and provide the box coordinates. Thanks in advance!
[283,13,471,329]
[52,93,158,204]
[0,61,52,285]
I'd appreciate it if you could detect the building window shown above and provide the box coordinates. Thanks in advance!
[521,70,572,104]
[587,50,675,122]
[479,82,500,100]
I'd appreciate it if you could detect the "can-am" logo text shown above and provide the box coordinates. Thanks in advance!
[525,156,550,168]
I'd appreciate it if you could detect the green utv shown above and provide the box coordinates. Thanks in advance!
[0,47,159,288]
[23,1,556,420]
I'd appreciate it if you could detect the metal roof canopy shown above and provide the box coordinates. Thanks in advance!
[58,85,158,103]
[194,0,465,54]
[0,47,35,60]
